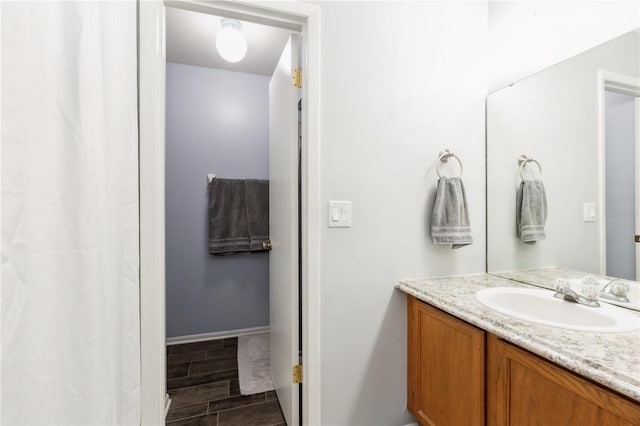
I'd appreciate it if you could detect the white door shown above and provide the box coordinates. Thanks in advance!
[269,34,300,426]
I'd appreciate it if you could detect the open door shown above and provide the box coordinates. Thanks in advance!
[269,34,300,426]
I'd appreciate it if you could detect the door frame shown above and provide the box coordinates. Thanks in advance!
[636,96,640,281]
[596,70,640,275]
[138,1,322,425]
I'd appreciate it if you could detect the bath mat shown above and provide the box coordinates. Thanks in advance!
[237,332,275,395]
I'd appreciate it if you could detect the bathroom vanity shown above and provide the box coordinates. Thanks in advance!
[397,274,640,426]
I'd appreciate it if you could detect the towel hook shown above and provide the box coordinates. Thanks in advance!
[207,173,216,189]
[436,149,463,178]
[518,155,542,180]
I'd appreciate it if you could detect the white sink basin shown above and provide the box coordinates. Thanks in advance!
[476,287,640,333]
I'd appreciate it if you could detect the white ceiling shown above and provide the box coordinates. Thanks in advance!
[166,7,291,76]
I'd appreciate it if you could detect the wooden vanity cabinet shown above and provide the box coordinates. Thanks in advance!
[407,295,640,426]
[407,295,485,426]
[487,334,640,426]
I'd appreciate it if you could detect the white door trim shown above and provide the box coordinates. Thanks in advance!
[597,70,640,275]
[139,2,167,424]
[138,1,322,425]
[635,96,640,281]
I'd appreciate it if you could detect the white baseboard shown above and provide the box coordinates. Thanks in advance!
[164,393,171,418]
[166,326,270,346]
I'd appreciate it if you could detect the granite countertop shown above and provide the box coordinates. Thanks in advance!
[396,273,640,402]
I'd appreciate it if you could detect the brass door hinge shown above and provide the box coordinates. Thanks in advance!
[635,235,640,243]
[292,68,302,88]
[262,241,273,250]
[293,364,302,384]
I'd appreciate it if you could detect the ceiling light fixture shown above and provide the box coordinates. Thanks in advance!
[216,18,247,63]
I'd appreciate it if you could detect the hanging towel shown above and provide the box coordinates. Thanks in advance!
[208,178,270,255]
[208,179,250,255]
[516,179,547,244]
[245,179,270,251]
[431,176,473,249]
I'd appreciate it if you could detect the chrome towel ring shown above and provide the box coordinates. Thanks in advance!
[436,149,463,178]
[518,155,542,180]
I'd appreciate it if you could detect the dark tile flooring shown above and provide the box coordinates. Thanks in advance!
[166,337,286,426]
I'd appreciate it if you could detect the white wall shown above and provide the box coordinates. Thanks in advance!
[313,2,487,425]
[487,32,640,274]
[489,0,639,92]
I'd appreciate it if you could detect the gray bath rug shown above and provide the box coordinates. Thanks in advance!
[237,332,275,395]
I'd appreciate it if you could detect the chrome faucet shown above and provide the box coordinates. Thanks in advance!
[554,280,600,308]
[599,279,630,303]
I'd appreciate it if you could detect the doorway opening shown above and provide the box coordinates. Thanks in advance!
[598,70,640,281]
[138,2,320,424]
[604,90,639,280]
[163,6,301,426]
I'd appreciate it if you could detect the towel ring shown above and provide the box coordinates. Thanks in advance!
[518,155,542,180]
[436,149,463,178]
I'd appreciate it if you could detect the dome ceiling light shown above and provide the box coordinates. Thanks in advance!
[216,18,247,63]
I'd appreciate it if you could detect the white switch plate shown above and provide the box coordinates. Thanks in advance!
[328,201,351,228]
[583,202,596,222]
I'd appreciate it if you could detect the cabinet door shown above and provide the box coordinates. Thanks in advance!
[487,334,640,426]
[407,295,485,426]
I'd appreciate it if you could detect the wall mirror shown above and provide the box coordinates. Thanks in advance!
[486,29,640,288]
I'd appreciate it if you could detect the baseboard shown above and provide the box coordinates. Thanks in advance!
[166,326,270,345]
[164,394,171,418]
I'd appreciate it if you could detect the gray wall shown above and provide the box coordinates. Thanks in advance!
[166,62,270,338]
[605,91,636,280]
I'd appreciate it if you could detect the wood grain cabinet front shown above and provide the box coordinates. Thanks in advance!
[407,295,640,426]
[486,334,640,426]
[407,295,485,426]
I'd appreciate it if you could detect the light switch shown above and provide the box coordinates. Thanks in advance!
[328,201,351,228]
[583,202,596,222]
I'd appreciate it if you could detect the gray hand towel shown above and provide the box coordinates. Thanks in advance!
[208,179,250,255]
[516,179,547,244]
[431,176,473,249]
[245,179,269,251]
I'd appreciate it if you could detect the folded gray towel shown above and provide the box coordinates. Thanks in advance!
[516,179,547,244]
[245,179,269,251]
[431,176,473,249]
[209,179,250,255]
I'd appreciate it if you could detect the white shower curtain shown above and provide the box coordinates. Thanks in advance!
[1,1,140,424]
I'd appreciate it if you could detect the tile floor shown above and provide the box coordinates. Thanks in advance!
[166,337,286,426]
